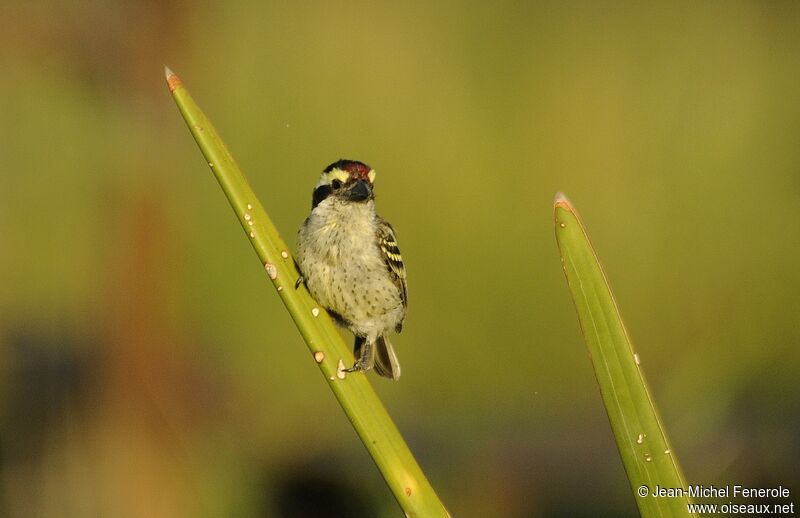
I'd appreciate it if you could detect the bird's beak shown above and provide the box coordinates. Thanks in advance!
[347,179,372,202]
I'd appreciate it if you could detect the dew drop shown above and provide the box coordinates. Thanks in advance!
[247,203,253,210]
[636,433,644,444]
[314,351,324,363]
[311,308,320,317]
[244,213,251,221]
[336,359,347,379]
[644,453,652,462]
[559,222,566,228]
[281,250,289,259]
[264,263,277,279]
[634,353,641,365]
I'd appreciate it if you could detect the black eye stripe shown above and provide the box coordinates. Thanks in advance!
[312,184,332,209]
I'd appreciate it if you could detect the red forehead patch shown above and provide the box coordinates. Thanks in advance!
[342,162,372,180]
[324,159,373,182]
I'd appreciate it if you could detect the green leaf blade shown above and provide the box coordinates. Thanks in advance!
[166,68,449,517]
[554,193,691,517]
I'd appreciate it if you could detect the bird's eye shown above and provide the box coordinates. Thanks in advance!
[331,179,342,190]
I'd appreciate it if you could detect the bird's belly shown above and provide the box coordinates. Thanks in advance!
[303,257,404,336]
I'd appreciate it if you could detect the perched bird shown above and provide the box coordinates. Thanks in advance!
[296,159,407,380]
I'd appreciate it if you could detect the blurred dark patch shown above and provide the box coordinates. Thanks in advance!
[0,323,96,517]
[269,460,373,518]
[722,365,800,500]
[0,324,94,463]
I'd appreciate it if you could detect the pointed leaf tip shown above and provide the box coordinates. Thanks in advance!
[164,66,182,92]
[553,192,573,211]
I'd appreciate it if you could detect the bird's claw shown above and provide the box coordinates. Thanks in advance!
[344,361,370,373]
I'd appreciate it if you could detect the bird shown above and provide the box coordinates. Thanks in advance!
[296,159,407,380]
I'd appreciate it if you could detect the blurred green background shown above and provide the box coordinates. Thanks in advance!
[2,1,799,516]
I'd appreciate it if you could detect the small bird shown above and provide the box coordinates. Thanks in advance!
[296,159,407,380]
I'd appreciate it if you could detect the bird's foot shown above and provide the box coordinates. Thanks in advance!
[344,360,372,373]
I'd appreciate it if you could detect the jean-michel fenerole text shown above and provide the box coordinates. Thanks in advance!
[651,485,790,499]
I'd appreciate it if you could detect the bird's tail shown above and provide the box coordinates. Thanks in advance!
[373,335,401,380]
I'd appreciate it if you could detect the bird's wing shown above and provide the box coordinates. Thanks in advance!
[376,217,408,311]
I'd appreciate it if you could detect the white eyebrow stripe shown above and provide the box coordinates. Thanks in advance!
[316,168,351,188]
